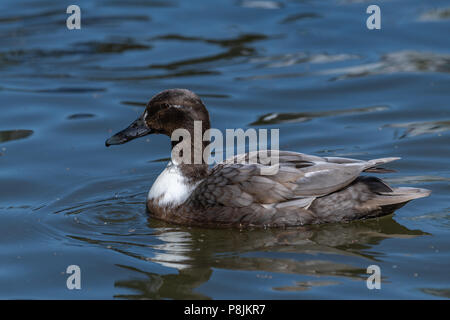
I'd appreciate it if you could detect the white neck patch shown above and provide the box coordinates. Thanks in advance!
[148,162,201,207]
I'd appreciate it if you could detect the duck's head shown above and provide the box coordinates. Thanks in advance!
[105,89,210,147]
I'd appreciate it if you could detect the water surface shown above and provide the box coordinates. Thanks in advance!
[0,0,449,299]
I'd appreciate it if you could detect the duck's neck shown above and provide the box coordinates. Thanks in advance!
[148,122,211,207]
[170,122,210,183]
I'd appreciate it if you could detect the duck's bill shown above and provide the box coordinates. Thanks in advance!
[105,116,153,147]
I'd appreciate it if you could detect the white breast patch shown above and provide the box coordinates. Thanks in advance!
[148,162,201,207]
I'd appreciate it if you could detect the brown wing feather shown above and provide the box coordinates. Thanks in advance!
[188,151,388,208]
[179,151,407,227]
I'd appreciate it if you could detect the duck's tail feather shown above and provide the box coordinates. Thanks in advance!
[358,185,430,218]
[377,187,431,204]
[363,157,401,173]
[362,186,430,211]
[359,176,430,210]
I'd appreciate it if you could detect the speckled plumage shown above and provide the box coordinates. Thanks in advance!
[106,89,431,228]
[147,151,430,228]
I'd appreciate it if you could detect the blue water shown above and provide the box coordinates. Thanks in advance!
[0,0,449,299]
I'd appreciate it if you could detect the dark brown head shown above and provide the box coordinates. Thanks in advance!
[105,89,210,147]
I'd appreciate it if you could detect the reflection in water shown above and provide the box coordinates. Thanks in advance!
[109,216,426,299]
[0,129,33,144]
[52,187,428,299]
[384,120,450,139]
[114,264,212,299]
[151,230,194,270]
[251,105,388,125]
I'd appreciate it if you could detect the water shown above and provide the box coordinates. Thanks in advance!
[0,0,449,299]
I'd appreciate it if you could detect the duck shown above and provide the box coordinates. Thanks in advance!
[105,89,431,228]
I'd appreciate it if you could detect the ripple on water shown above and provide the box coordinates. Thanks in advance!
[274,280,340,291]
[67,113,96,120]
[419,7,450,22]
[323,51,450,80]
[77,40,151,54]
[240,0,283,9]
[120,101,146,107]
[249,53,360,69]
[280,12,322,24]
[0,129,33,144]
[384,120,450,139]
[420,288,450,299]
[250,105,389,125]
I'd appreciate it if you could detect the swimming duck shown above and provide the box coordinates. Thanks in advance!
[106,89,430,228]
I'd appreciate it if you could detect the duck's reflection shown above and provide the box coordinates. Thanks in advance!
[113,216,427,299]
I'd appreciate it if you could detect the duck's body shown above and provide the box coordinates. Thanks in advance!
[146,152,429,228]
[106,89,430,228]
